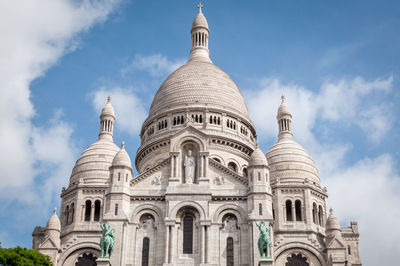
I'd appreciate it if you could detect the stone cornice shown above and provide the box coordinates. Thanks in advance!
[209,158,248,185]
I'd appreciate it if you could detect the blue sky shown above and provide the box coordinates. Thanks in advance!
[0,1,399,265]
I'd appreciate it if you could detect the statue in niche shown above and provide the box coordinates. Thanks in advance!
[184,149,196,184]
[140,215,155,230]
[223,215,238,230]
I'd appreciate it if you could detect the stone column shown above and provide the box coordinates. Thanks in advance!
[206,225,211,263]
[201,225,205,263]
[170,155,174,177]
[292,204,296,221]
[91,204,95,222]
[200,156,204,178]
[81,204,85,221]
[170,224,178,263]
[164,225,170,264]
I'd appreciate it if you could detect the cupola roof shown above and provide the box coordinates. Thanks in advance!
[101,96,115,118]
[249,145,268,166]
[112,141,132,168]
[277,95,292,119]
[191,3,209,30]
[46,208,61,232]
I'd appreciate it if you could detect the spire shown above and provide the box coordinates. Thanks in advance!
[277,95,293,139]
[99,96,116,140]
[190,3,211,62]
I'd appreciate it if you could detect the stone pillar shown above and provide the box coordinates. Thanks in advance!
[91,204,95,222]
[292,204,296,221]
[200,156,204,178]
[201,225,205,263]
[81,204,85,221]
[206,225,211,263]
[164,225,170,264]
[170,155,174,177]
[171,224,178,263]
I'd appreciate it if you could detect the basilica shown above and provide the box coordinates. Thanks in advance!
[32,5,362,266]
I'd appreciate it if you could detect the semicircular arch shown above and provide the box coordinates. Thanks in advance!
[169,201,206,220]
[59,242,100,266]
[212,204,247,224]
[131,204,163,224]
[274,243,325,266]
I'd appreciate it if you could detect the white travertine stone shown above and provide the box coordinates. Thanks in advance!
[33,4,362,266]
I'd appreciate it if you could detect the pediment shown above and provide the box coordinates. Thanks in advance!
[131,158,170,188]
[326,235,346,249]
[170,125,209,152]
[209,158,248,187]
[38,236,57,249]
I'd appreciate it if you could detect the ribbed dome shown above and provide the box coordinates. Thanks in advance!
[249,147,268,166]
[70,138,119,185]
[192,12,208,29]
[112,142,132,168]
[148,60,250,119]
[46,208,60,232]
[266,137,320,184]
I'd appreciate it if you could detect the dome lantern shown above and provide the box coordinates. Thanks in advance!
[277,95,293,139]
[190,3,211,62]
[99,96,115,140]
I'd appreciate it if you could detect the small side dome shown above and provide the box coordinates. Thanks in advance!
[326,208,341,231]
[46,208,61,232]
[249,146,268,166]
[101,96,115,118]
[192,4,209,30]
[112,141,132,168]
[325,208,343,242]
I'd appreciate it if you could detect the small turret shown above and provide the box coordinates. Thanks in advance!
[325,208,343,243]
[248,145,270,194]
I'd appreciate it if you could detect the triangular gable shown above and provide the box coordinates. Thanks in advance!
[38,235,57,249]
[131,157,170,186]
[326,235,346,249]
[209,158,248,186]
[169,125,209,151]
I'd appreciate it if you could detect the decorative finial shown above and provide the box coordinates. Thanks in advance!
[53,208,57,214]
[197,2,203,13]
[281,94,285,102]
[256,142,260,148]
[107,96,111,103]
[121,141,125,149]
[329,208,333,214]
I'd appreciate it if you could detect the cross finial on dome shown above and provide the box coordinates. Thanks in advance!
[197,3,203,13]
[121,141,125,149]
[53,208,57,214]
[281,94,285,102]
[107,95,111,103]
[329,208,334,214]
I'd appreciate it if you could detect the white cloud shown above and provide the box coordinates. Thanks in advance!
[246,76,398,265]
[123,54,186,77]
[92,87,147,136]
[247,76,393,145]
[327,154,400,266]
[0,0,121,218]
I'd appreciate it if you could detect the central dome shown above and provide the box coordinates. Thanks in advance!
[148,60,250,119]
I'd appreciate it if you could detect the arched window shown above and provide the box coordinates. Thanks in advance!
[318,205,324,226]
[286,200,293,221]
[228,162,237,172]
[69,203,75,224]
[84,200,91,221]
[94,200,101,221]
[286,253,309,266]
[75,253,97,266]
[126,173,128,182]
[118,172,120,181]
[213,158,221,163]
[312,203,317,224]
[243,168,248,178]
[258,172,261,181]
[142,237,150,266]
[348,245,351,255]
[295,200,302,221]
[226,237,234,266]
[65,205,70,225]
[259,203,263,215]
[114,204,118,216]
[183,216,193,254]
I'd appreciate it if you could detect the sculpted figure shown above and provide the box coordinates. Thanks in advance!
[256,221,272,258]
[184,150,195,183]
[99,218,115,258]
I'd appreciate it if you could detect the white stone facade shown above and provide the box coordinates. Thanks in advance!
[33,6,361,266]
